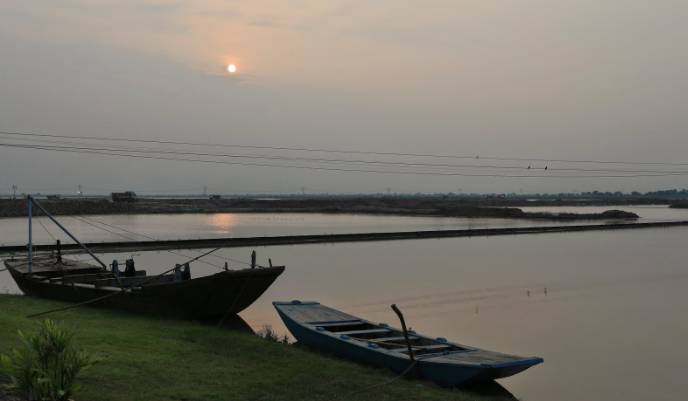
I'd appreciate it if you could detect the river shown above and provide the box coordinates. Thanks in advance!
[2,205,687,401]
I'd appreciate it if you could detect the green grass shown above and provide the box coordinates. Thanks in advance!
[0,295,512,401]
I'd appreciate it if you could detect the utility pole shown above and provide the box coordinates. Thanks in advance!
[77,184,83,197]
[11,185,17,200]
[300,186,306,196]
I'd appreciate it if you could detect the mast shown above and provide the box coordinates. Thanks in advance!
[27,196,32,273]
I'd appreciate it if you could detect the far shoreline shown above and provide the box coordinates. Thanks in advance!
[0,196,640,221]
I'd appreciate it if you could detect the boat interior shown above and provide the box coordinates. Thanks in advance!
[308,319,468,356]
[46,270,161,288]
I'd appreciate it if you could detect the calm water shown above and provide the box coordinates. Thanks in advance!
[2,205,687,247]
[2,207,687,401]
[0,212,576,246]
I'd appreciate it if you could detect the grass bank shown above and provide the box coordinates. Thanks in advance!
[0,295,513,401]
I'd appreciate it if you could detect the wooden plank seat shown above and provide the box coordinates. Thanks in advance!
[388,344,452,353]
[310,320,363,327]
[367,336,419,343]
[337,328,391,336]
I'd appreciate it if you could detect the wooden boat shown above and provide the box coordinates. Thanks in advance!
[6,255,284,320]
[274,301,543,386]
[4,195,284,320]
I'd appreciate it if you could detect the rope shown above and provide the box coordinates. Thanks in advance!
[70,215,124,237]
[37,219,57,241]
[63,216,126,286]
[72,215,226,269]
[333,360,418,399]
[26,290,129,318]
[73,215,259,269]
[1,219,51,273]
[0,217,56,273]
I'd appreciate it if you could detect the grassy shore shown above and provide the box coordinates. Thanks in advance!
[0,295,513,401]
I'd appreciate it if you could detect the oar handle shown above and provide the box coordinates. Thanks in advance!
[391,304,415,362]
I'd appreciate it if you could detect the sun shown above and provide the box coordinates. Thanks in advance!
[227,64,237,73]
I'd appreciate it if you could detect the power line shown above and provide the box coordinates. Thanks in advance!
[1,142,687,178]
[2,136,687,174]
[2,129,688,167]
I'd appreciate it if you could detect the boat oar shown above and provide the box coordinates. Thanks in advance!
[334,307,418,399]
[391,304,415,363]
[26,247,222,318]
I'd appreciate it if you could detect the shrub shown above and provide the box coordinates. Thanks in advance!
[256,325,289,344]
[0,320,92,401]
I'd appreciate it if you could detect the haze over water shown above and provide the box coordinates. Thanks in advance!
[2,207,688,400]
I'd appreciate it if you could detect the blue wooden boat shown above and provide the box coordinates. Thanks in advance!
[274,300,543,387]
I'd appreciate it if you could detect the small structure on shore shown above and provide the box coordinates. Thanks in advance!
[111,191,137,202]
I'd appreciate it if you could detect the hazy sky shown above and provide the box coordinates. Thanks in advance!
[1,0,687,194]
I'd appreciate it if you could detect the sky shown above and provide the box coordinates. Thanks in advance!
[1,0,687,195]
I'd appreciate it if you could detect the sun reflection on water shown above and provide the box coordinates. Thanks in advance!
[209,213,237,232]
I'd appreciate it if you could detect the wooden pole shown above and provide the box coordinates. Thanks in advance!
[27,197,32,274]
[28,196,107,270]
[391,304,415,362]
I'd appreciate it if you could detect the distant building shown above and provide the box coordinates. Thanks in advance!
[209,194,221,200]
[111,191,137,202]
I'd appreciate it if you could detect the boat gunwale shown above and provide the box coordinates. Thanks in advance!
[5,260,285,291]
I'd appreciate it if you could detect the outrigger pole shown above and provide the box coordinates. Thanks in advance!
[27,195,108,270]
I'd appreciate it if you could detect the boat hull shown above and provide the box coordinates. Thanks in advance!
[8,262,284,320]
[275,301,543,387]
